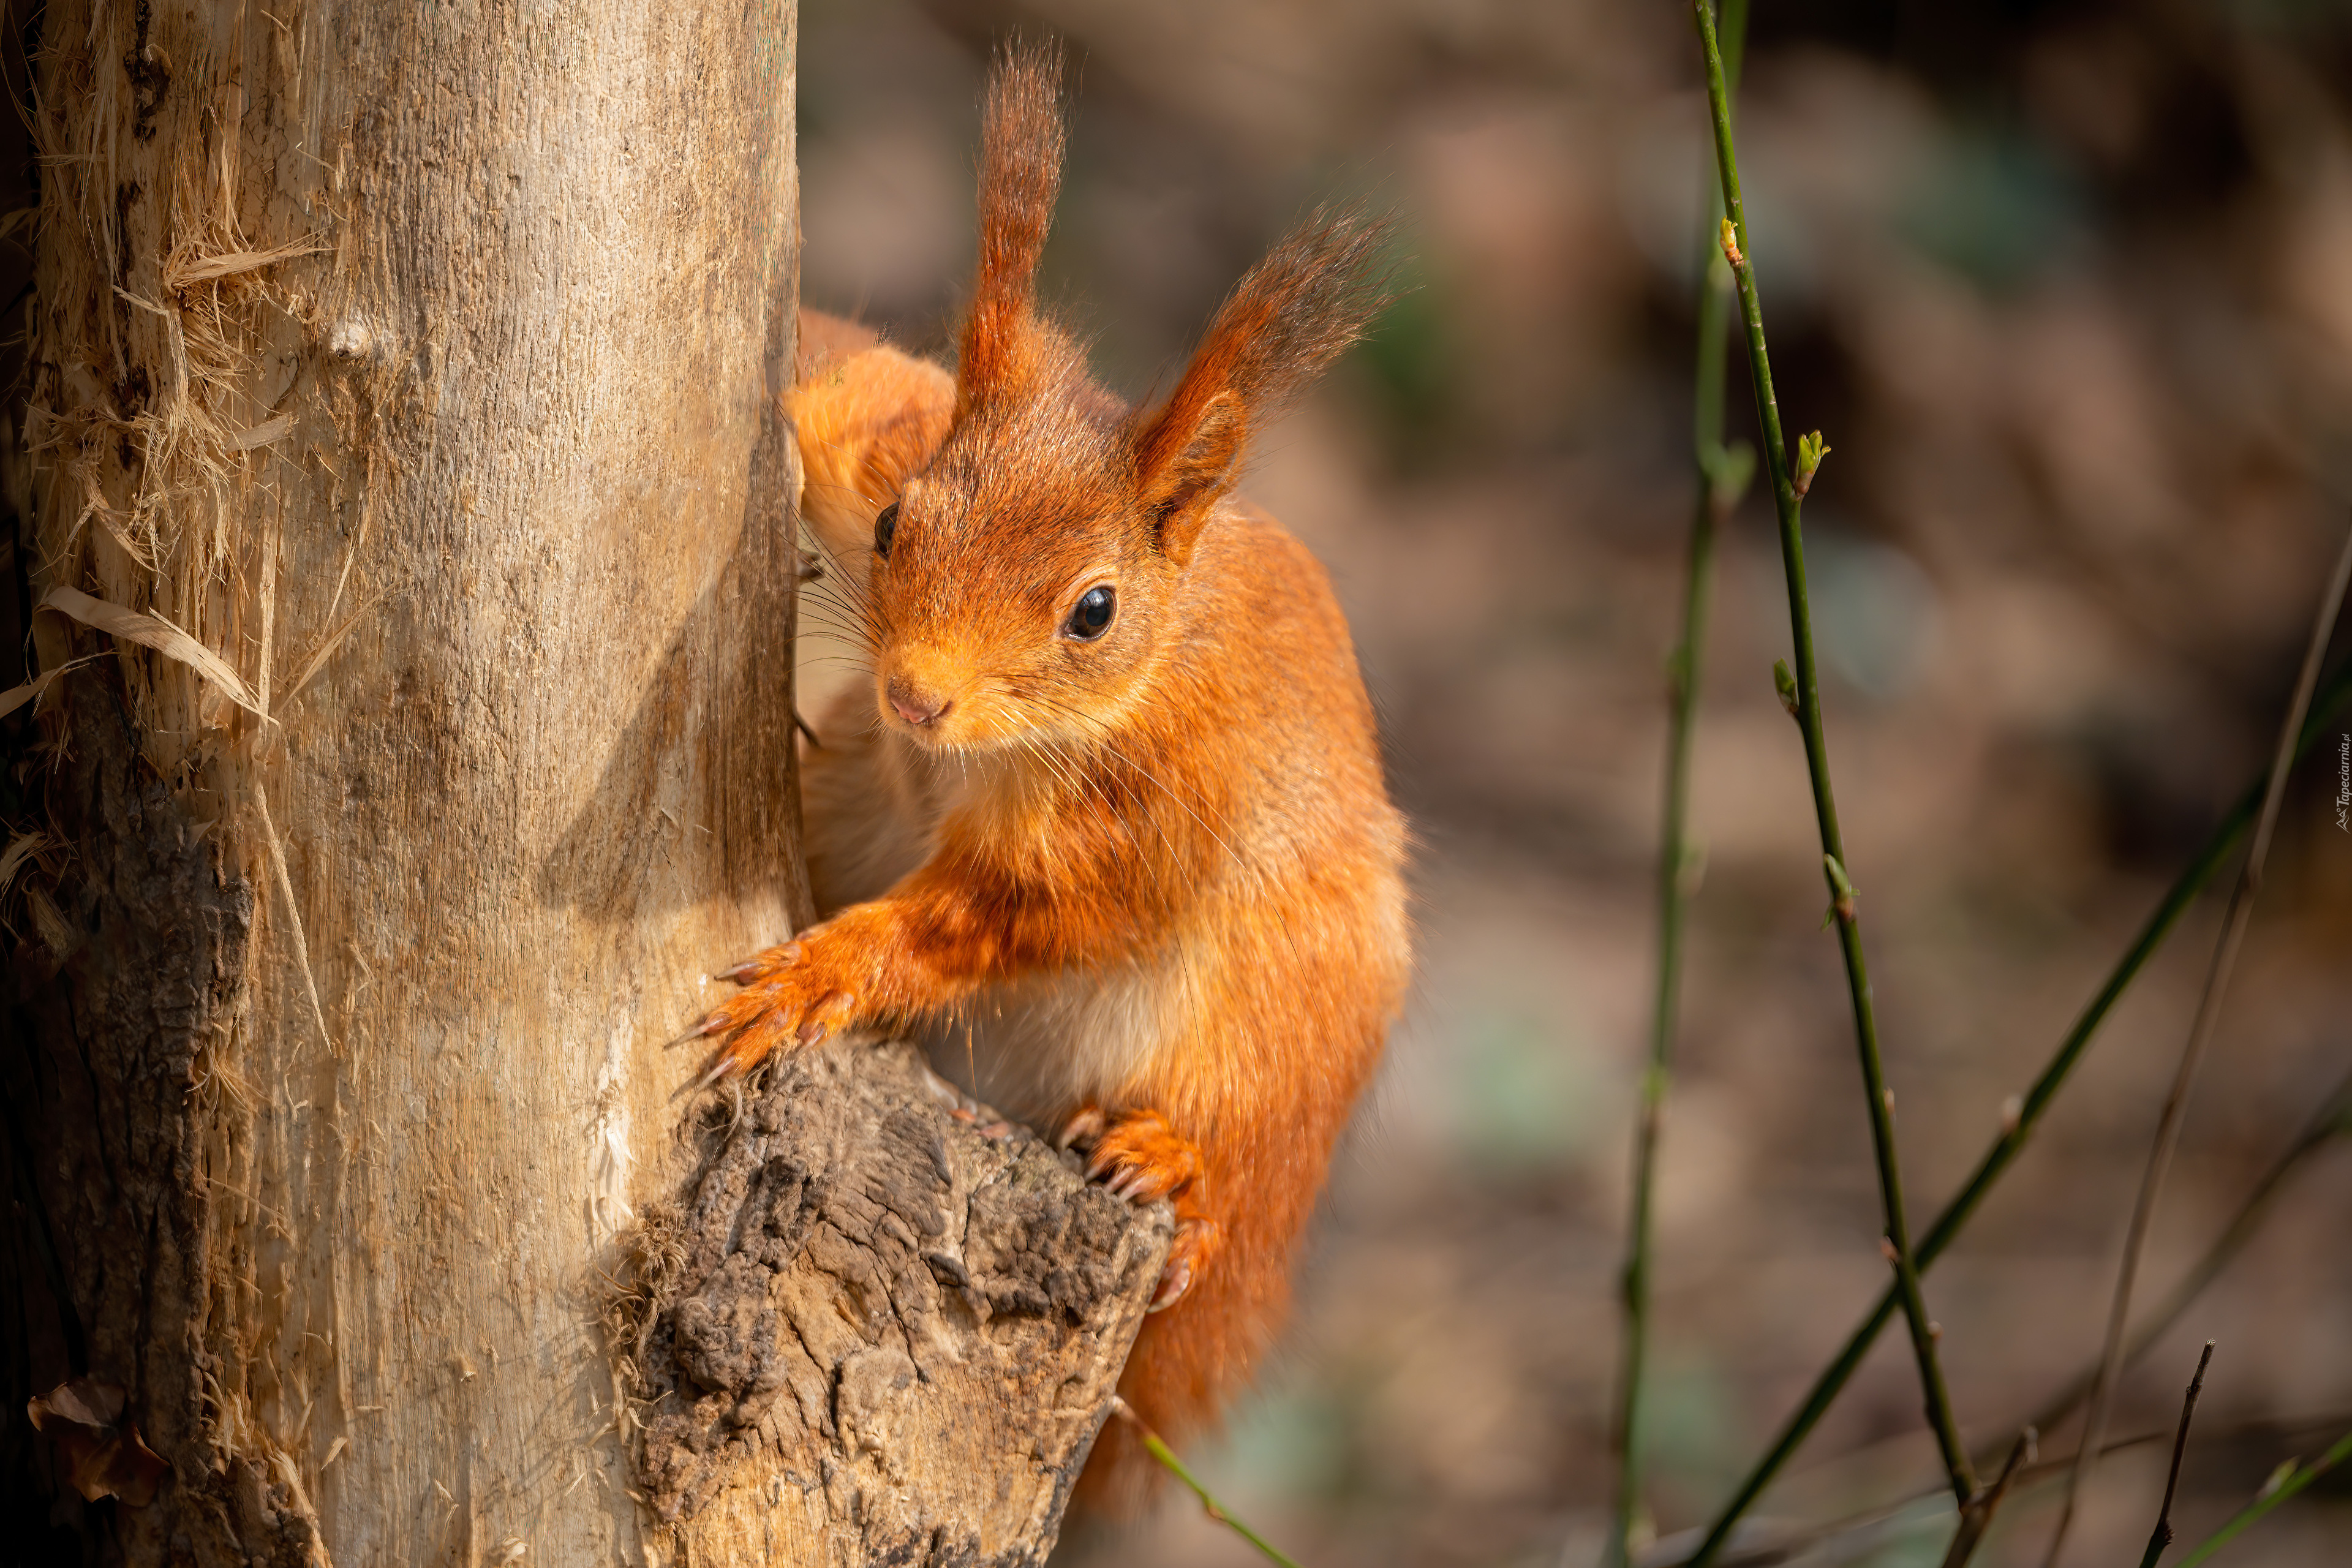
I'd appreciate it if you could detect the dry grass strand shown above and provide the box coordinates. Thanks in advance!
[40,584,269,720]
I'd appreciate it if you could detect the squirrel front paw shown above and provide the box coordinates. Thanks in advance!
[1060,1107,1222,1312]
[674,937,861,1085]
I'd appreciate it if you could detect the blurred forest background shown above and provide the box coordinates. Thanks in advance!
[791,1,2352,1564]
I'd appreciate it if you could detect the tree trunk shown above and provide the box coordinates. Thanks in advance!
[1,3,1160,1562]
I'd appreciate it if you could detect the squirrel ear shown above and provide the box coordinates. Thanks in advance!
[1134,390,1245,567]
[1128,206,1395,567]
[956,42,1066,420]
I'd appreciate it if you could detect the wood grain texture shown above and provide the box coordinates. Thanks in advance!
[9,5,1167,1562]
[14,0,805,1559]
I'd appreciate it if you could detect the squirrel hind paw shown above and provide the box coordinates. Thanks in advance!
[1147,1218,1222,1313]
[1079,1109,1202,1205]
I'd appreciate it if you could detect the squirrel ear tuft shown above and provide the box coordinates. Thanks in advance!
[1130,206,1396,565]
[956,40,1066,420]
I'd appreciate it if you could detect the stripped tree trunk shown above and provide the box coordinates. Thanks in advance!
[0,2,1159,1562]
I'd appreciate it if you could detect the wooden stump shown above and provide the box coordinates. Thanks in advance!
[621,1041,1170,1563]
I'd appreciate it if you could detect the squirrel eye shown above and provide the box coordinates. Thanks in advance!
[872,502,899,560]
[1065,584,1115,641]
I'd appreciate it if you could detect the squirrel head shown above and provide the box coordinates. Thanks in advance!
[854,42,1392,755]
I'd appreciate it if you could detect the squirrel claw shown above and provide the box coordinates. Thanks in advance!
[1147,1255,1193,1313]
[668,1043,750,1101]
[666,1011,726,1049]
[666,948,857,1091]
[716,941,803,986]
[1147,1218,1220,1313]
[1057,1106,1107,1152]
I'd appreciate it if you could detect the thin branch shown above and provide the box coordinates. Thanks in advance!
[1608,3,1751,1562]
[2045,519,2352,1568]
[1110,1397,1304,1568]
[1940,1429,2036,1568]
[2175,1425,2352,1567]
[1679,652,2352,1568]
[1659,1408,2352,1568]
[2137,1341,2215,1568]
[1689,0,1975,1510]
[1996,1066,2352,1466]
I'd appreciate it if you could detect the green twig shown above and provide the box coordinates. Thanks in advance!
[1999,1066,2352,1467]
[2175,1426,2352,1567]
[2046,519,2352,1568]
[1801,1077,2344,1563]
[2137,1341,2216,1568]
[1607,3,1750,1562]
[1671,1408,2352,1568]
[1111,1397,1304,1568]
[1689,0,1977,1509]
[1682,654,2352,1568]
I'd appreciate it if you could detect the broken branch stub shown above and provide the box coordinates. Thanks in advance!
[615,1039,1172,1562]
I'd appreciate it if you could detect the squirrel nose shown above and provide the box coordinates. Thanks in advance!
[886,677,952,728]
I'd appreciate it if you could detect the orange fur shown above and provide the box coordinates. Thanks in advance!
[742,40,1409,1515]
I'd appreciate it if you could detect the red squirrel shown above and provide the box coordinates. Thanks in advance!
[680,43,1409,1511]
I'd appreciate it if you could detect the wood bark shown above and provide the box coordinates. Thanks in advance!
[0,2,1163,1562]
[620,1041,1170,1564]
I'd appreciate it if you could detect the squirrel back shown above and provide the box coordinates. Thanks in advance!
[771,41,1410,1518]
